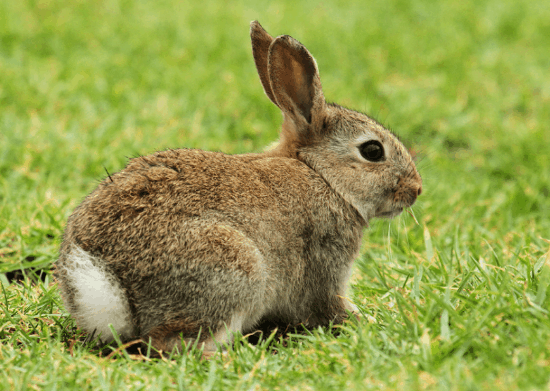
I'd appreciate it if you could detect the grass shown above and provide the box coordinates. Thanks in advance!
[1,0,549,389]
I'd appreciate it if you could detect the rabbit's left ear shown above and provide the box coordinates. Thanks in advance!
[267,34,325,128]
[250,21,278,107]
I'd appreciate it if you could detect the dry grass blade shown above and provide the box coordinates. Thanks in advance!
[105,339,147,360]
[407,208,420,225]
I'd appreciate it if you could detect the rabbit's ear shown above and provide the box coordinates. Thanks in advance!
[250,21,278,107]
[267,35,325,128]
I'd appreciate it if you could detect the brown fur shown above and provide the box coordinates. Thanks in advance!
[54,21,422,356]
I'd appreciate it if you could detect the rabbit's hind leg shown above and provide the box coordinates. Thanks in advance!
[144,311,247,358]
[139,224,268,357]
[202,311,247,357]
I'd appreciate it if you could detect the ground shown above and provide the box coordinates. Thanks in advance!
[1,0,549,389]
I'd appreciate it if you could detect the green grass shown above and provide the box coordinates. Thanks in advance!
[1,0,550,389]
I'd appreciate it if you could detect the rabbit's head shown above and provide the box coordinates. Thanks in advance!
[251,21,422,225]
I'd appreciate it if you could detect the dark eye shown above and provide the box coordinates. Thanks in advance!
[359,140,384,162]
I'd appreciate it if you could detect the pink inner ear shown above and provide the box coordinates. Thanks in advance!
[291,57,305,87]
[291,57,310,106]
[277,55,314,123]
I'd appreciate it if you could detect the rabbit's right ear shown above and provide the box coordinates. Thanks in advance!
[267,34,325,129]
[250,21,278,107]
[251,22,325,133]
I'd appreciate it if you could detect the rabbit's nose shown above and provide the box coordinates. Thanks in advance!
[417,186,422,196]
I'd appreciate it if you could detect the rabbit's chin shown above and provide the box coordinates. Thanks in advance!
[375,207,404,219]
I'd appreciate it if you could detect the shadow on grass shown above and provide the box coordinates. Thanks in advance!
[5,265,49,284]
[66,318,348,360]
[5,271,352,360]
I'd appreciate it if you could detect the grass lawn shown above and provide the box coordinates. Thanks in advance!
[1,0,550,389]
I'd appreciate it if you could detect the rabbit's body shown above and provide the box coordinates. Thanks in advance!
[55,22,422,355]
[58,148,363,349]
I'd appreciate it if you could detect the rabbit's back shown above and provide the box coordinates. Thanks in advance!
[61,148,355,266]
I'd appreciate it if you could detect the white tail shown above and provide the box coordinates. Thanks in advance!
[63,246,134,342]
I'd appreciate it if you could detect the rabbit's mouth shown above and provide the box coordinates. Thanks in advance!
[375,207,403,219]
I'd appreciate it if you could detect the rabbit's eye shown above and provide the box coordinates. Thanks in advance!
[359,140,384,162]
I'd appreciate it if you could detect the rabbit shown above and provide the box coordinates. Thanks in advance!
[54,21,422,356]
